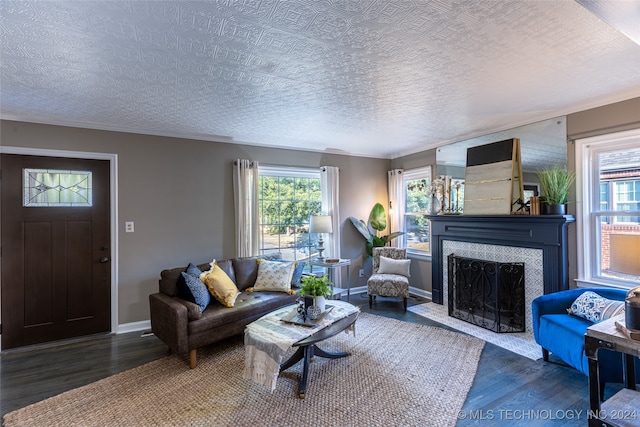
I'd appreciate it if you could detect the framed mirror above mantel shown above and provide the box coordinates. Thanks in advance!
[435,116,568,214]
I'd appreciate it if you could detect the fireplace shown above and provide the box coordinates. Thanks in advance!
[430,214,574,334]
[430,215,575,305]
[448,254,525,333]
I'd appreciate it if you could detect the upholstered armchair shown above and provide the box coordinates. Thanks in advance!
[532,288,640,394]
[367,247,410,311]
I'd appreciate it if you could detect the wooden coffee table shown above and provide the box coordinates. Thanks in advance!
[279,310,358,399]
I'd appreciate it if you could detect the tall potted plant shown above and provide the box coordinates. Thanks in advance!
[348,203,405,257]
[536,165,575,215]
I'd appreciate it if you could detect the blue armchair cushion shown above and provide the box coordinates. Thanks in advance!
[538,313,592,375]
[567,291,625,323]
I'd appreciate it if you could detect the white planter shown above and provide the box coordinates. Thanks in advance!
[314,296,326,312]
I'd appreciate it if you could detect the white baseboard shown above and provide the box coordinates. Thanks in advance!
[348,285,367,295]
[409,287,432,300]
[117,320,151,334]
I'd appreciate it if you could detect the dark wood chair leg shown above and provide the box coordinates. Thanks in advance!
[542,348,549,362]
[369,295,373,309]
[403,297,407,311]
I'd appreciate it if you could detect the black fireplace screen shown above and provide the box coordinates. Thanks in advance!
[448,254,525,333]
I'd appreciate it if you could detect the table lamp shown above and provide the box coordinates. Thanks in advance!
[310,215,332,262]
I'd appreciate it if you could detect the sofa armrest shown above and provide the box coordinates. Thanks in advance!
[149,293,189,354]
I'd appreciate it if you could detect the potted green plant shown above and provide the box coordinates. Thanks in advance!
[536,165,575,215]
[348,203,405,257]
[299,274,333,312]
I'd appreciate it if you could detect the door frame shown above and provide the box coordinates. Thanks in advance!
[0,146,119,342]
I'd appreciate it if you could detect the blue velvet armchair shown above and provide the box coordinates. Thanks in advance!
[532,288,640,392]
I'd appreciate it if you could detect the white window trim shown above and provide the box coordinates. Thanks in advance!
[575,128,640,290]
[257,164,322,261]
[403,166,432,257]
[259,165,320,179]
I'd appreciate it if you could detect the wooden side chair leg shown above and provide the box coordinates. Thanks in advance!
[369,295,373,309]
[189,349,197,369]
[403,297,407,311]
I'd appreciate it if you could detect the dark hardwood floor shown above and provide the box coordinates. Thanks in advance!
[1,292,622,426]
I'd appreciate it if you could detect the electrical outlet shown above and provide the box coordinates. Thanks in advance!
[359,269,365,278]
[125,221,135,233]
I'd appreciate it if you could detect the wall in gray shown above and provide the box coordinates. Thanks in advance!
[565,96,640,284]
[1,121,390,325]
[2,97,636,325]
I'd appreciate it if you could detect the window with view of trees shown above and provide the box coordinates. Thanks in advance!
[576,129,640,289]
[258,167,321,261]
[404,167,432,255]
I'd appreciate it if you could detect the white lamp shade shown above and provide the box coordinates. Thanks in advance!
[310,215,333,234]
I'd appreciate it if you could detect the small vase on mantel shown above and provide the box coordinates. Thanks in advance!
[542,203,566,215]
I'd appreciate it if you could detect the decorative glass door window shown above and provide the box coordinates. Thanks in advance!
[23,168,92,207]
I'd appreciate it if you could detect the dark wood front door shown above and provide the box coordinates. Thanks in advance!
[1,154,111,349]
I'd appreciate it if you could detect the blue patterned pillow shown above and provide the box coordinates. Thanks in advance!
[180,272,211,311]
[177,263,210,311]
[291,261,306,288]
[568,291,624,323]
[184,262,202,278]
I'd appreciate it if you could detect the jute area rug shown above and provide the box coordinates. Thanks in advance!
[408,302,541,361]
[4,312,484,427]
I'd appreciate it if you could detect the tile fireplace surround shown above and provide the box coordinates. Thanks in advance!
[443,241,541,333]
[430,215,576,316]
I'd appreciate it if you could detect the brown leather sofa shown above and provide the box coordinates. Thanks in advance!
[149,256,298,368]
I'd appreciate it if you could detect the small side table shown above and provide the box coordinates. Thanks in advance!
[585,314,640,427]
[309,259,351,302]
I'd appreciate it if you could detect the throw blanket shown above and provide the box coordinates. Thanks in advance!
[243,300,359,391]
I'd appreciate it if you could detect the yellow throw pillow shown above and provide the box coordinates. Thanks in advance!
[200,262,240,308]
[253,259,295,293]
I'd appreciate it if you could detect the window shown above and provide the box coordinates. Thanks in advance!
[576,129,640,289]
[23,168,92,207]
[258,166,321,261]
[403,166,432,255]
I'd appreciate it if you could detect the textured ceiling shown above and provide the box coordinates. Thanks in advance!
[1,0,639,159]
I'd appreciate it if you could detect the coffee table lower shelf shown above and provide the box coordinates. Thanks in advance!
[279,311,358,399]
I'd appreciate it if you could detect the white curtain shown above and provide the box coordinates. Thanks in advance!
[388,169,406,248]
[233,159,260,258]
[321,166,341,287]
